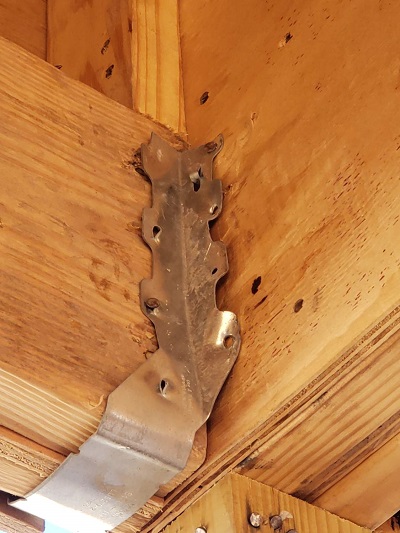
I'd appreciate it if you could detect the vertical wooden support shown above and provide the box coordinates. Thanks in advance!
[47,0,185,132]
[132,0,185,133]
[163,473,371,533]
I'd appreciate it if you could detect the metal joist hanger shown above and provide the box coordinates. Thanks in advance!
[12,134,241,533]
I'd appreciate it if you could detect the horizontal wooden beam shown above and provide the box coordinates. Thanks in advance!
[2,0,400,529]
[164,473,371,533]
[314,435,400,530]
[47,0,185,132]
[0,35,201,532]
[0,0,46,59]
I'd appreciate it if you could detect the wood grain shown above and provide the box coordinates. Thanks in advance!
[0,426,62,497]
[132,0,185,132]
[315,435,400,530]
[0,35,204,528]
[48,0,133,108]
[0,0,46,58]
[133,0,400,529]
[164,473,371,533]
[47,0,185,132]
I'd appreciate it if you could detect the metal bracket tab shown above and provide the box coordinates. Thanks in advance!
[12,134,240,533]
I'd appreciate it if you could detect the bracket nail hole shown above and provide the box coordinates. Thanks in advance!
[152,225,161,240]
[145,298,160,312]
[190,170,202,192]
[210,204,219,215]
[159,379,168,395]
[212,267,218,275]
[224,335,235,349]
[294,298,304,313]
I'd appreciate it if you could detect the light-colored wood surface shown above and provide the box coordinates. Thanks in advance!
[48,0,133,108]
[315,435,400,530]
[0,35,202,531]
[47,0,185,132]
[135,0,400,529]
[0,0,46,58]
[132,0,185,132]
[2,0,400,530]
[0,426,62,497]
[164,473,371,533]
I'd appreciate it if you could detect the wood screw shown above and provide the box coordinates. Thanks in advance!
[287,530,298,533]
[195,528,207,533]
[145,298,160,310]
[269,515,283,529]
[249,512,263,528]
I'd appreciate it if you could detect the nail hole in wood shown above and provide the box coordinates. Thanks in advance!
[200,91,209,105]
[105,64,114,78]
[159,379,168,395]
[294,299,304,313]
[152,226,161,240]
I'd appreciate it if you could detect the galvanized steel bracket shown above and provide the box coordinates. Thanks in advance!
[12,134,241,533]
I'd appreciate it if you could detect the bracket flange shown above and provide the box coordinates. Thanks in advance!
[12,134,241,532]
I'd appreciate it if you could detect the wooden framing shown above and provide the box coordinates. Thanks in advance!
[0,34,200,532]
[315,434,400,529]
[47,0,185,132]
[0,0,400,532]
[164,473,371,533]
[0,0,46,59]
[175,0,400,529]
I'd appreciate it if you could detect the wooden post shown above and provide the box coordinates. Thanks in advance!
[163,473,371,533]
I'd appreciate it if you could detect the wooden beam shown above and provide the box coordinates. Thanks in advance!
[163,473,371,533]
[47,0,185,132]
[3,0,400,530]
[47,0,133,108]
[0,426,62,497]
[125,0,400,530]
[0,0,46,59]
[314,435,400,530]
[0,35,202,531]
[131,0,185,132]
